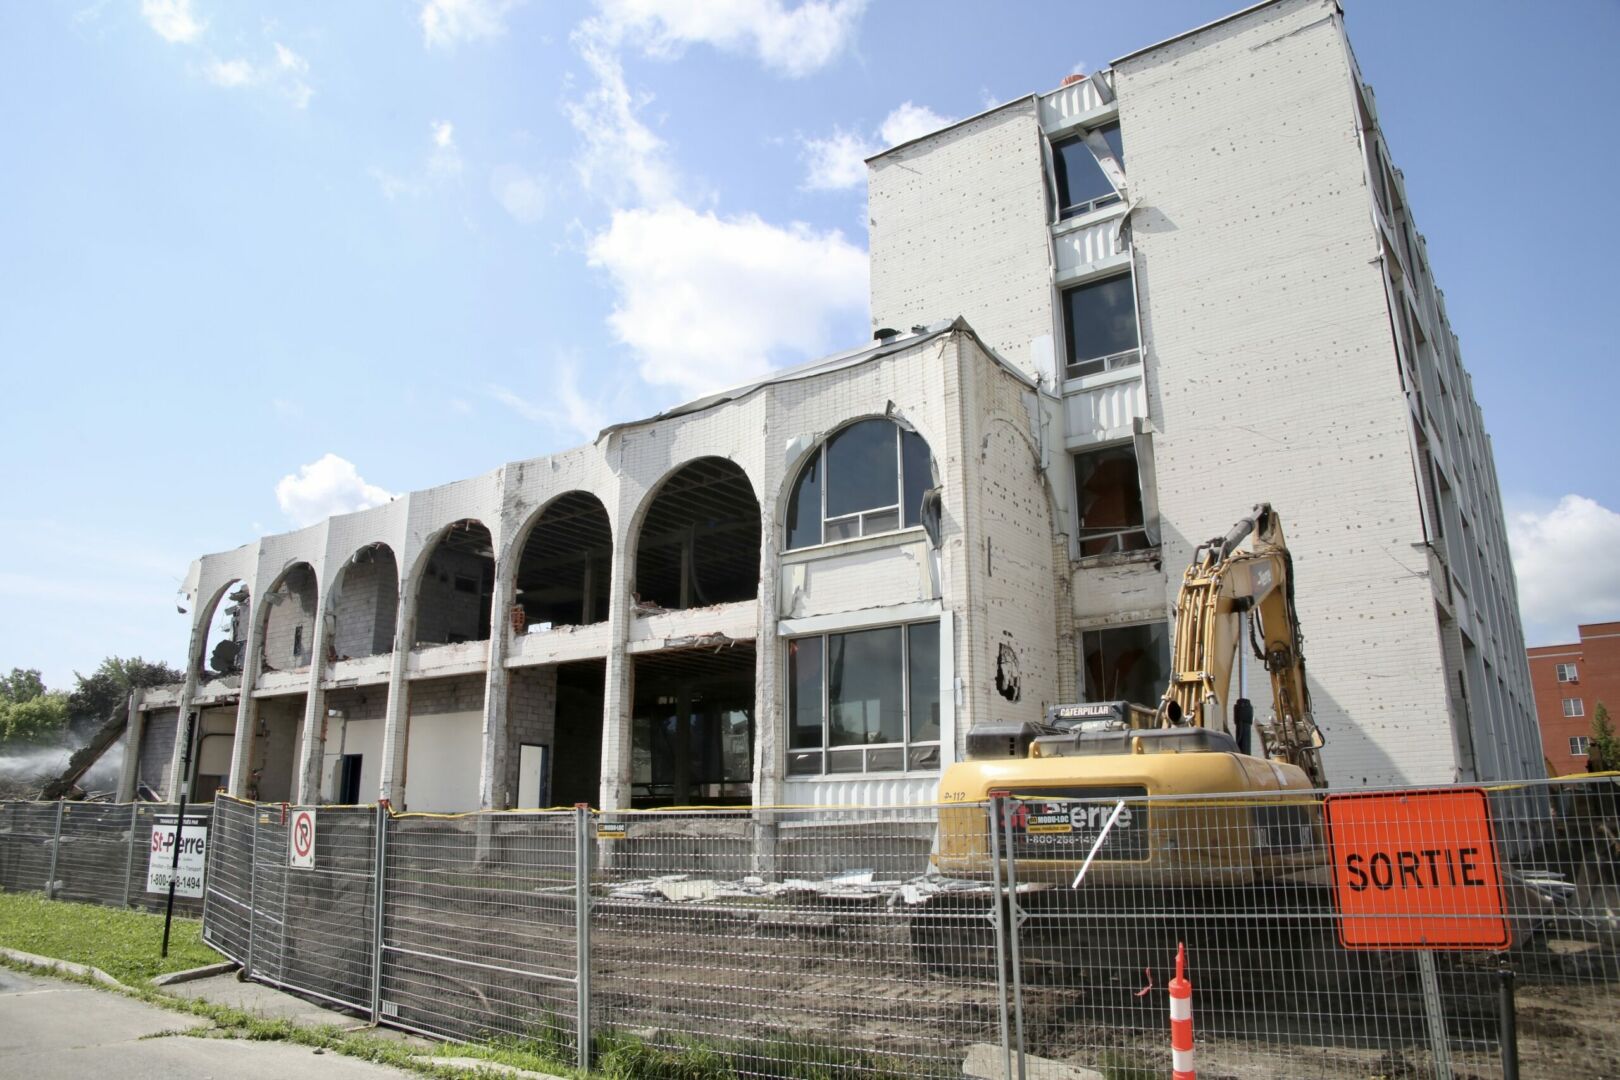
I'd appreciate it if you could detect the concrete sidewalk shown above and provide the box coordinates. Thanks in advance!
[0,966,421,1080]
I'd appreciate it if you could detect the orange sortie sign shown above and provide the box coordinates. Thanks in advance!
[1324,787,1509,950]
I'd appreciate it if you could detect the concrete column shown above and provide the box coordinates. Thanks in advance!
[378,588,415,805]
[478,572,514,809]
[293,609,332,804]
[752,503,783,810]
[116,689,145,802]
[598,529,635,811]
[164,617,207,799]
[226,607,265,798]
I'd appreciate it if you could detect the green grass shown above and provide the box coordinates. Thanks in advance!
[0,891,222,985]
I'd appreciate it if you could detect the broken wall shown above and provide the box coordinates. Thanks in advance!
[332,551,398,659]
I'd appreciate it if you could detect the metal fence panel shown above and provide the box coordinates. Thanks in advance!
[53,802,135,906]
[202,796,255,963]
[588,805,1006,1079]
[277,805,377,1012]
[377,810,580,1049]
[0,802,59,895]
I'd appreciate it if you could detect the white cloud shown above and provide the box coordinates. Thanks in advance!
[567,26,678,208]
[141,0,203,44]
[801,101,954,190]
[490,361,607,442]
[275,454,397,528]
[596,0,867,77]
[204,57,254,87]
[421,0,520,49]
[430,120,463,176]
[1507,494,1620,644]
[587,203,868,397]
[198,43,314,108]
[491,165,546,223]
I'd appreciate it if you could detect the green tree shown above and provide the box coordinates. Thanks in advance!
[67,656,184,723]
[1590,702,1619,772]
[0,668,46,704]
[0,691,70,743]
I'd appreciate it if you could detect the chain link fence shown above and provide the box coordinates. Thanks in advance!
[0,799,212,917]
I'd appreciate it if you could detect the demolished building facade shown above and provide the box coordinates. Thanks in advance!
[124,0,1541,811]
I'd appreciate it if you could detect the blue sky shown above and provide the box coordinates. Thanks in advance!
[2,0,1616,688]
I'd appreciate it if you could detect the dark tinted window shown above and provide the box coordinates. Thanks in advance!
[828,625,904,746]
[1053,122,1124,218]
[788,636,823,750]
[1063,274,1138,375]
[901,428,932,528]
[907,621,940,743]
[825,419,899,519]
[1081,623,1169,707]
[1073,444,1150,557]
[786,451,822,549]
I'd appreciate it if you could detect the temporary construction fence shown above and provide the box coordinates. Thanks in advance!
[0,800,212,917]
[198,777,1620,1080]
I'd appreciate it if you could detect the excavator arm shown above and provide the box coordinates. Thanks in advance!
[1160,504,1328,788]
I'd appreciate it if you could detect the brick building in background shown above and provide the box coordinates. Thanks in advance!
[1529,622,1620,775]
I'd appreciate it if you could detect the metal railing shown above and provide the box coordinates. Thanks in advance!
[128,776,1620,1076]
[0,800,212,917]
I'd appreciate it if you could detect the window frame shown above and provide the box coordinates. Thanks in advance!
[1061,272,1141,381]
[1555,663,1578,683]
[786,618,942,778]
[1570,735,1590,757]
[787,420,930,551]
[1079,621,1171,709]
[1072,441,1154,557]
[1563,697,1586,718]
[1052,121,1124,221]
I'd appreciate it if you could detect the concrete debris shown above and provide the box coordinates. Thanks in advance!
[604,870,1043,907]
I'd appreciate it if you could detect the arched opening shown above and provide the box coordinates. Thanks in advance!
[413,519,495,647]
[786,418,933,550]
[634,457,760,611]
[512,492,612,631]
[198,579,250,683]
[330,543,399,660]
[260,562,319,674]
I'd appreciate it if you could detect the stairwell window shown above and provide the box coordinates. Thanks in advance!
[786,419,933,550]
[786,621,941,776]
[1073,444,1152,556]
[1063,274,1140,379]
[1053,121,1124,220]
[1564,698,1585,718]
[1556,663,1578,683]
[1570,735,1590,757]
[1080,623,1169,710]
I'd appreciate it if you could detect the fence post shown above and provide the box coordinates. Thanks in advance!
[985,796,1014,1080]
[245,806,258,979]
[123,803,139,908]
[45,801,64,899]
[370,801,389,1026]
[574,804,592,1071]
[999,796,1029,1080]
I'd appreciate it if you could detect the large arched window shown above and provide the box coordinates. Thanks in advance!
[786,419,933,550]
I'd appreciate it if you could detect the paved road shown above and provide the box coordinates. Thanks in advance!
[0,967,421,1080]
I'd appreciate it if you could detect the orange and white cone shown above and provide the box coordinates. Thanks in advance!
[1169,942,1195,1080]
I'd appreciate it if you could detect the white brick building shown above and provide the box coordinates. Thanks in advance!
[126,0,1539,809]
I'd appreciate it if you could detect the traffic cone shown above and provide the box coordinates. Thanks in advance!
[1169,942,1195,1080]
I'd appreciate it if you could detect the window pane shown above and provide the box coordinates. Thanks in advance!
[867,747,903,772]
[1053,122,1123,217]
[864,508,900,535]
[1074,444,1149,556]
[1064,275,1138,369]
[901,429,932,528]
[828,625,904,746]
[1081,623,1169,707]
[787,750,822,775]
[908,621,941,743]
[825,419,900,519]
[827,748,865,773]
[786,452,822,550]
[788,637,823,750]
[907,744,940,771]
[825,516,860,542]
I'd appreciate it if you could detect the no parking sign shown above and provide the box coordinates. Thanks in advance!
[289,808,317,870]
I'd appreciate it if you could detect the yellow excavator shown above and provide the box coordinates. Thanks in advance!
[913,505,1341,989]
[935,503,1327,884]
